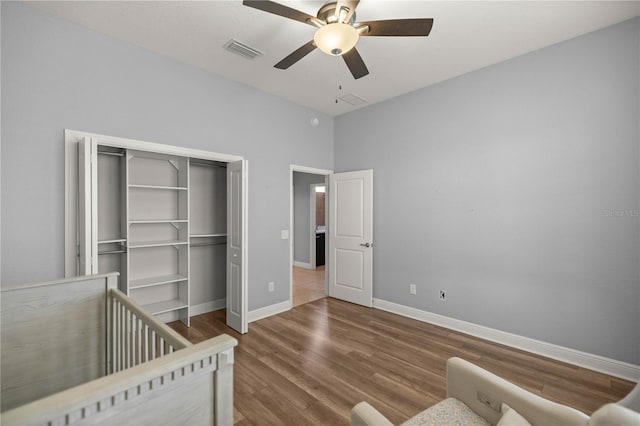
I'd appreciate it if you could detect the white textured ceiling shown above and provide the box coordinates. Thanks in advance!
[29,1,640,116]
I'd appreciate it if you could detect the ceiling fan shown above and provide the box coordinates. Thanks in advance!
[242,0,434,79]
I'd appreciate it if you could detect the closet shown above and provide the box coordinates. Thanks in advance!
[71,133,246,332]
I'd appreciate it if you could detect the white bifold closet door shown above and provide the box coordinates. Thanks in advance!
[226,160,247,333]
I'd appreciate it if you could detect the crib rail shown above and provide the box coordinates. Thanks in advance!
[107,289,191,374]
[2,334,238,426]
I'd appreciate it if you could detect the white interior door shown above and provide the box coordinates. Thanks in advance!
[328,169,373,307]
[227,160,248,333]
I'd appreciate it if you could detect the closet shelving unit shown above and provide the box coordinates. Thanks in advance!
[76,137,243,330]
[126,150,190,325]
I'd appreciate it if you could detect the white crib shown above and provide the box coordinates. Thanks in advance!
[1,272,237,426]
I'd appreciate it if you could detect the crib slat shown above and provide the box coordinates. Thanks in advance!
[106,289,191,374]
[157,335,164,358]
[127,310,131,368]
[136,317,142,366]
[122,303,128,370]
[127,309,132,369]
[108,296,113,374]
[141,323,148,363]
[149,330,156,359]
[116,300,122,373]
[111,296,116,374]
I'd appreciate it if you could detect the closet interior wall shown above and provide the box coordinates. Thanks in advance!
[189,160,227,314]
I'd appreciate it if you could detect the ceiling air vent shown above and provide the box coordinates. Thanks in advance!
[224,39,263,60]
[338,93,368,106]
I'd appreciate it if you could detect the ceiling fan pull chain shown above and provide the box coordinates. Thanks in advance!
[335,57,340,104]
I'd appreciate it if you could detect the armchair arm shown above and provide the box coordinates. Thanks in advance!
[351,401,394,426]
[589,403,640,426]
[446,357,589,426]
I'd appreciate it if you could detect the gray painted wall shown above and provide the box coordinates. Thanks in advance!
[293,172,326,264]
[335,18,640,365]
[0,2,334,311]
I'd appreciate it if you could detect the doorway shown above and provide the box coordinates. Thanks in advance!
[290,166,332,307]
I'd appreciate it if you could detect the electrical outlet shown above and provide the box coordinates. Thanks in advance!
[439,290,446,301]
[409,284,417,295]
[268,281,275,292]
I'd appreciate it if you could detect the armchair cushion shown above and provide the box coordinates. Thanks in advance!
[401,397,489,426]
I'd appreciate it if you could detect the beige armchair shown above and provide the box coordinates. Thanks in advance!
[352,357,640,426]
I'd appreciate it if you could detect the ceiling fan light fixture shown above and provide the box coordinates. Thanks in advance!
[313,23,359,56]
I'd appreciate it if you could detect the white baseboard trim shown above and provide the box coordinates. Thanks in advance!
[191,299,226,316]
[248,300,291,323]
[293,261,314,269]
[373,298,640,382]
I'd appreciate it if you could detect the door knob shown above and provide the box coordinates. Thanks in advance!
[360,242,372,248]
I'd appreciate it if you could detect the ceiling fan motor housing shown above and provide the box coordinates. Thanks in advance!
[317,2,356,25]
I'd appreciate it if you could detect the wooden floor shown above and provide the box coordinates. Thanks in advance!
[169,298,635,425]
[292,266,325,307]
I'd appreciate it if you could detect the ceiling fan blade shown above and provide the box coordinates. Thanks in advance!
[342,47,369,80]
[243,1,317,26]
[334,0,359,23]
[358,18,434,37]
[274,40,317,69]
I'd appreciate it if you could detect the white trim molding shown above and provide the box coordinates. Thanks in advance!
[190,299,226,316]
[248,300,291,323]
[373,298,640,382]
[289,164,333,310]
[293,261,314,270]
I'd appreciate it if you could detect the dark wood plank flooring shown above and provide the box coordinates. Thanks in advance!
[168,298,635,425]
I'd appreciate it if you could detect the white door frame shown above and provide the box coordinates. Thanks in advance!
[309,182,326,270]
[64,129,248,331]
[289,165,332,306]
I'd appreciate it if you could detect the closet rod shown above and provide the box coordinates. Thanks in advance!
[190,160,227,168]
[98,151,125,157]
[190,242,227,248]
[98,249,127,255]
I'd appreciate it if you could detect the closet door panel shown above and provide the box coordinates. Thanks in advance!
[78,138,100,275]
[226,160,246,333]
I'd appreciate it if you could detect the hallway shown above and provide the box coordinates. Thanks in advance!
[292,266,326,307]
